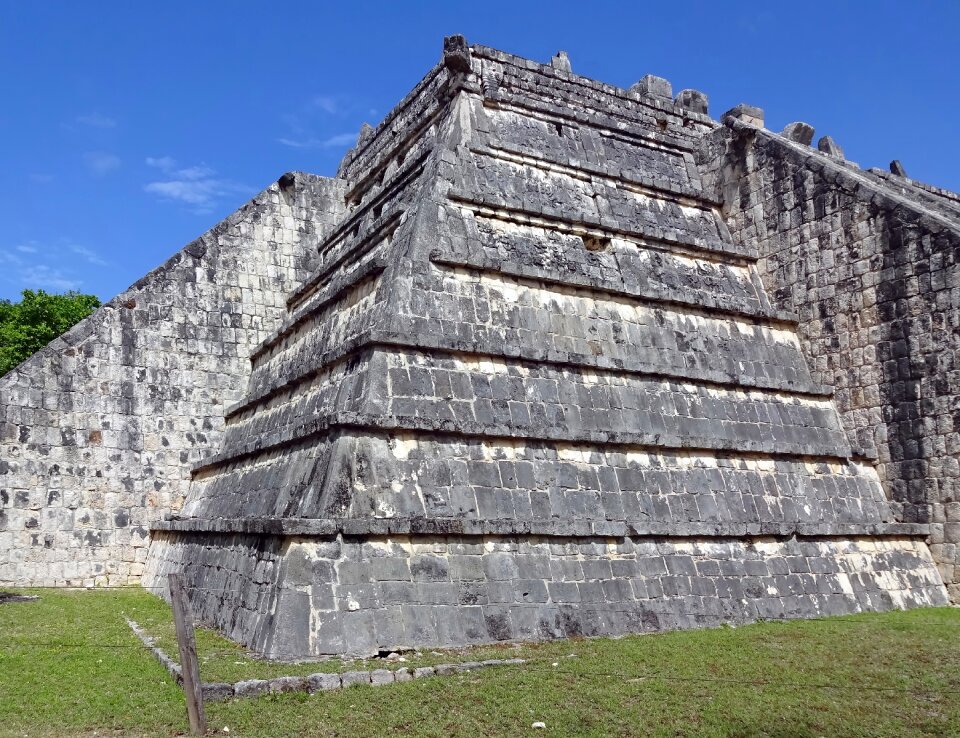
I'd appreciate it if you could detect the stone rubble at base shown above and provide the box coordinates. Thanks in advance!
[2,37,958,657]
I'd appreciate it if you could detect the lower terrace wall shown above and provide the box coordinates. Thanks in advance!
[699,122,960,599]
[0,173,346,586]
[146,525,947,658]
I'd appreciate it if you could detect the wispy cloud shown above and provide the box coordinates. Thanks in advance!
[29,173,54,184]
[69,244,107,266]
[144,156,250,213]
[0,240,99,294]
[77,113,117,129]
[18,264,82,292]
[311,95,339,114]
[276,132,357,150]
[83,151,121,176]
[145,156,177,171]
[277,92,373,153]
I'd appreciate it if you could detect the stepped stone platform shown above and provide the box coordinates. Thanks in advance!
[142,38,948,657]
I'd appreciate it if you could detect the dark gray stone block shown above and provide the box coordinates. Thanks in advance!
[675,89,708,115]
[817,136,845,159]
[781,122,815,146]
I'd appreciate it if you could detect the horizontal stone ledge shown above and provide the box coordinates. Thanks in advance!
[372,329,836,400]
[478,80,697,154]
[470,143,717,207]
[288,208,407,311]
[471,43,708,115]
[446,190,755,262]
[429,252,804,331]
[337,60,447,175]
[249,258,386,364]
[151,516,930,540]
[226,329,835,427]
[193,411,861,476]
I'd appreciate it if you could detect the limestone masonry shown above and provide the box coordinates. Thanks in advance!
[2,38,956,655]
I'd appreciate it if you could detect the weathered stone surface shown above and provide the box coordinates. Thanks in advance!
[201,682,235,702]
[0,173,347,587]
[699,115,960,601]
[269,676,309,693]
[307,672,341,692]
[234,679,270,698]
[370,668,395,685]
[630,74,672,100]
[3,38,952,653]
[550,51,571,73]
[340,670,371,687]
[723,103,764,128]
[781,122,815,145]
[139,41,948,657]
[675,89,708,115]
[817,135,845,158]
[443,34,472,73]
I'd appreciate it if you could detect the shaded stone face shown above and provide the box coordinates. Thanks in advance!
[698,113,960,603]
[2,38,952,652]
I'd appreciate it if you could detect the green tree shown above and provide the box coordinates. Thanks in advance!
[0,289,101,377]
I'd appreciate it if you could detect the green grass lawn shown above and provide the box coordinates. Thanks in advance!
[1,588,958,737]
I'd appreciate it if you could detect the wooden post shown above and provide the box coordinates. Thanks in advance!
[169,573,206,736]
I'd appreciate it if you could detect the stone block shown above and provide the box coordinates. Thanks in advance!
[340,670,371,688]
[631,74,672,100]
[674,89,708,115]
[234,679,270,698]
[781,122,815,146]
[723,103,764,128]
[269,676,309,694]
[307,672,342,692]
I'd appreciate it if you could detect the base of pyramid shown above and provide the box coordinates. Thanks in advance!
[144,519,948,659]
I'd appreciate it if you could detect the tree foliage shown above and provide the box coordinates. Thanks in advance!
[0,289,101,377]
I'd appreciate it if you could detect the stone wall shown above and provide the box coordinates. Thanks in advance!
[144,40,948,659]
[147,529,945,657]
[0,173,346,586]
[698,118,960,599]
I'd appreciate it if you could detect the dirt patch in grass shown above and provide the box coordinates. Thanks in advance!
[0,592,39,605]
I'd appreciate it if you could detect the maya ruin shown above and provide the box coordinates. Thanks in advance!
[1,37,957,658]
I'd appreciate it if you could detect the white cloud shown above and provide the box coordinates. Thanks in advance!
[145,156,177,172]
[0,248,23,265]
[277,132,357,150]
[69,244,107,266]
[144,157,250,213]
[0,240,108,295]
[18,264,82,292]
[77,113,117,129]
[83,151,121,176]
[0,245,85,292]
[311,95,339,114]
[277,92,372,152]
[175,165,215,180]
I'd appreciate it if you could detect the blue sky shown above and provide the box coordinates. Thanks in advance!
[1,1,957,302]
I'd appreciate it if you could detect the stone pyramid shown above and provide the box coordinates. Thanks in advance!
[145,37,947,657]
